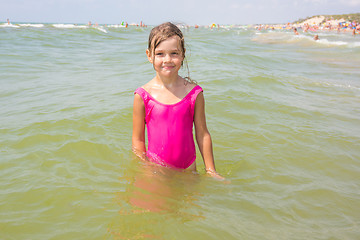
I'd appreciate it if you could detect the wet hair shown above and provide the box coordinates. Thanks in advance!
[148,22,196,84]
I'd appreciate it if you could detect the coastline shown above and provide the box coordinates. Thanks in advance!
[2,13,360,32]
[254,14,360,34]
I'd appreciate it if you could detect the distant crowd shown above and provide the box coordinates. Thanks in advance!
[301,21,360,35]
[255,19,360,36]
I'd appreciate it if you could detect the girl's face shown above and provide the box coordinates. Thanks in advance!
[147,36,184,78]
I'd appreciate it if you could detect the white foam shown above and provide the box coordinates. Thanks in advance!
[52,24,87,29]
[18,23,44,28]
[252,31,360,48]
[0,23,20,28]
[315,81,360,91]
[107,24,126,28]
[350,42,360,48]
[316,38,347,46]
[315,38,360,48]
[93,26,107,33]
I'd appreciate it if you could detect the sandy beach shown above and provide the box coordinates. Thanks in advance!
[254,15,359,35]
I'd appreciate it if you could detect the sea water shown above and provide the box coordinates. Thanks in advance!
[1,23,360,239]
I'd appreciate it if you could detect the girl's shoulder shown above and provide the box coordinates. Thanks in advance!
[182,78,200,92]
[186,82,202,93]
[140,79,158,94]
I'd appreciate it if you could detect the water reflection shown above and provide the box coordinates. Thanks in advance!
[124,158,202,212]
[107,157,205,238]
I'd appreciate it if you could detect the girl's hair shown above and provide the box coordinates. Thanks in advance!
[148,22,196,85]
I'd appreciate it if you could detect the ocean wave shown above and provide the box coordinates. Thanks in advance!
[18,23,45,28]
[50,24,108,33]
[315,38,348,47]
[252,31,360,48]
[0,23,44,28]
[0,23,20,28]
[313,81,360,91]
[107,24,127,28]
[52,24,88,29]
[94,26,107,33]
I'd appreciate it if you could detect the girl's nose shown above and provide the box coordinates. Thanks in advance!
[164,54,171,62]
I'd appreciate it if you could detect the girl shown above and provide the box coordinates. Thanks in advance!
[132,22,223,179]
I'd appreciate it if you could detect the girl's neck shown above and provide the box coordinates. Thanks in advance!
[155,74,181,89]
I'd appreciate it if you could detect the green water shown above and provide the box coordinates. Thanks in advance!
[1,23,360,239]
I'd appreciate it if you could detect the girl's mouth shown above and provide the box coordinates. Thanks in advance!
[163,65,174,70]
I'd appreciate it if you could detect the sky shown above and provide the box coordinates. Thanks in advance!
[1,0,359,25]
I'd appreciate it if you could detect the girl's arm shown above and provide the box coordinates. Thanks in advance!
[194,92,224,180]
[132,93,147,161]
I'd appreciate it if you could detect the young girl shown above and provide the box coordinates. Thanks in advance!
[132,22,223,179]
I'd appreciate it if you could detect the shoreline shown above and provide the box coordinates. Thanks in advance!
[254,15,360,35]
[1,16,359,35]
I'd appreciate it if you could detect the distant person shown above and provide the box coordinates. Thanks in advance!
[293,28,299,35]
[132,22,224,180]
[303,23,309,32]
[7,18,10,25]
[314,35,319,40]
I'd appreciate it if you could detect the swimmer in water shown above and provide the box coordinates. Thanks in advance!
[293,28,299,35]
[132,22,224,180]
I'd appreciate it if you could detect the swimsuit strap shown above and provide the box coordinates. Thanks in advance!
[134,87,150,105]
[134,87,153,123]
[189,85,203,119]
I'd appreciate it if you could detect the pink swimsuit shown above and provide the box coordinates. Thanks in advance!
[134,85,203,169]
